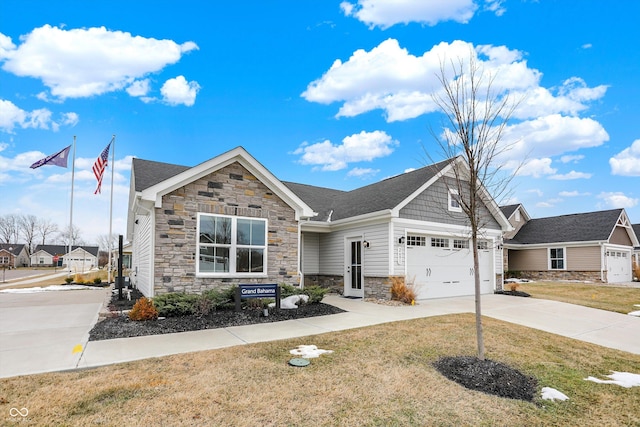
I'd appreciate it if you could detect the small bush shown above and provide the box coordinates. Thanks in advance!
[505,270,522,279]
[129,297,158,321]
[508,282,520,292]
[391,276,416,305]
[93,277,102,285]
[303,285,327,304]
[64,277,73,284]
[280,283,302,299]
[153,293,199,317]
[633,261,640,281]
[202,288,234,310]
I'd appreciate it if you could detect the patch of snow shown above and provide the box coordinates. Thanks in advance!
[628,311,640,317]
[289,345,333,359]
[0,285,99,293]
[585,371,640,388]
[269,294,309,309]
[541,387,569,401]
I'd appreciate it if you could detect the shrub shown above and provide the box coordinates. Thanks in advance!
[505,270,522,279]
[280,283,302,299]
[633,261,640,281]
[303,285,327,304]
[129,297,158,321]
[64,277,73,284]
[202,288,234,310]
[508,282,520,292]
[93,277,102,285]
[153,293,199,317]
[390,276,416,305]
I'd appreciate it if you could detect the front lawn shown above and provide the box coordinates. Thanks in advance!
[515,281,640,314]
[1,314,639,426]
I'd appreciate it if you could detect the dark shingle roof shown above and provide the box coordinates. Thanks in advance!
[132,158,190,192]
[506,209,624,245]
[500,204,520,220]
[633,224,640,249]
[0,244,25,255]
[284,158,452,221]
[33,245,99,257]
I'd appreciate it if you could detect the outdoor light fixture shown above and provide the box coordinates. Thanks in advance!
[398,236,405,244]
[363,240,370,248]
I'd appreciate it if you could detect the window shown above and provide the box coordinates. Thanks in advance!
[477,241,489,250]
[515,210,521,222]
[453,239,469,249]
[431,237,449,248]
[448,189,462,212]
[197,213,267,275]
[0,256,9,264]
[407,236,426,246]
[549,248,565,270]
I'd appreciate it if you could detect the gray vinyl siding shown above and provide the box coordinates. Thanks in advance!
[301,232,320,274]
[318,222,390,276]
[400,178,501,230]
[567,246,601,271]
[132,213,153,297]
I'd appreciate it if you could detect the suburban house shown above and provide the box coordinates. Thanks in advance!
[0,244,29,268]
[633,223,640,273]
[502,204,639,283]
[127,146,512,300]
[30,245,99,271]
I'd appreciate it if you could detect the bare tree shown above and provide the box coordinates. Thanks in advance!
[0,214,20,243]
[36,218,59,246]
[18,214,38,254]
[58,225,84,247]
[430,53,519,360]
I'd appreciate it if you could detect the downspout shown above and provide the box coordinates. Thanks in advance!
[599,242,605,282]
[298,220,304,289]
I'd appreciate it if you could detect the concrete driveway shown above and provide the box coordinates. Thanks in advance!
[0,288,108,378]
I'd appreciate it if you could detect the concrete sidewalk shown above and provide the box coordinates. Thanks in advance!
[78,294,640,372]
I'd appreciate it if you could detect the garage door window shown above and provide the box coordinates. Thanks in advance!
[549,248,565,270]
[407,236,426,246]
[453,239,469,249]
[431,238,449,248]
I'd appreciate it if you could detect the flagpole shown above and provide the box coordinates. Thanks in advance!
[107,135,115,284]
[68,136,76,277]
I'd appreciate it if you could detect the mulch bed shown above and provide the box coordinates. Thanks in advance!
[90,289,345,341]
[495,290,531,297]
[433,356,538,401]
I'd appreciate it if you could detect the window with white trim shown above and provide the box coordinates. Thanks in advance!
[431,237,449,248]
[549,248,565,270]
[453,239,469,249]
[0,256,9,264]
[407,236,426,246]
[448,189,462,212]
[197,213,267,275]
[477,241,489,250]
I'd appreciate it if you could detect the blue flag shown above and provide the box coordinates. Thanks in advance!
[30,145,72,169]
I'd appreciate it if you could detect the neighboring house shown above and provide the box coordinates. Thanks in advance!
[502,205,638,283]
[633,224,640,275]
[0,244,29,268]
[30,245,99,271]
[111,241,132,270]
[127,146,511,299]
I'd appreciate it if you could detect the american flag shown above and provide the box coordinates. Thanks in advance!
[93,142,111,194]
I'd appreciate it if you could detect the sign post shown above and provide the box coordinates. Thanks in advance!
[235,284,280,312]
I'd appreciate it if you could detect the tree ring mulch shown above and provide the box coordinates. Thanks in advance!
[494,290,531,297]
[433,356,537,401]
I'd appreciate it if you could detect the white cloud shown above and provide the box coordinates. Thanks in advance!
[340,0,488,29]
[0,26,198,100]
[582,43,593,49]
[127,79,151,97]
[515,158,556,178]
[559,190,590,197]
[0,99,77,133]
[549,171,592,180]
[598,192,639,209]
[609,139,640,176]
[347,167,380,178]
[160,76,200,106]
[560,154,584,163]
[294,130,397,171]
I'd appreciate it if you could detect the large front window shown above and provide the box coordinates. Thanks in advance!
[197,214,267,275]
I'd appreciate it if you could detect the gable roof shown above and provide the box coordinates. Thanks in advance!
[32,245,99,257]
[284,158,453,222]
[633,224,640,249]
[506,209,635,245]
[132,158,190,192]
[0,244,26,255]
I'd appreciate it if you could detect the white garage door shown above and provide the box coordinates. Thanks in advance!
[606,249,632,283]
[406,235,493,299]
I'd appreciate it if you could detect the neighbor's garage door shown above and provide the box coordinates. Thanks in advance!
[406,234,493,299]
[606,249,632,283]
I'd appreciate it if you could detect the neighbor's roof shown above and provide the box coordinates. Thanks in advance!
[506,209,625,245]
[633,224,640,249]
[33,245,99,257]
[0,244,26,255]
[500,204,520,219]
[283,158,453,222]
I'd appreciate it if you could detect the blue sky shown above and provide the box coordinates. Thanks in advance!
[1,0,639,245]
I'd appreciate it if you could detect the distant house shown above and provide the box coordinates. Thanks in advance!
[633,224,640,274]
[30,245,99,272]
[127,146,511,299]
[0,244,29,268]
[502,205,638,283]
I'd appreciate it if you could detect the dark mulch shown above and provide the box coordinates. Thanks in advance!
[495,290,531,297]
[90,290,345,341]
[433,356,537,401]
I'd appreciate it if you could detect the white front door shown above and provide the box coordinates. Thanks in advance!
[344,238,364,298]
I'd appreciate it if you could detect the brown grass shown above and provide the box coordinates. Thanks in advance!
[390,276,417,304]
[517,281,640,314]
[1,314,639,426]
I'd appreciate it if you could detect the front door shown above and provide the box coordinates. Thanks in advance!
[345,238,364,298]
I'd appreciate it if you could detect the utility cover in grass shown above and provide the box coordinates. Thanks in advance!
[433,356,537,401]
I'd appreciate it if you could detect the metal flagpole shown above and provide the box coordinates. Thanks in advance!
[107,135,115,284]
[68,135,76,277]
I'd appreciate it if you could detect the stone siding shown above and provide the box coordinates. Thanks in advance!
[153,162,300,295]
[516,270,603,283]
[304,274,394,300]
